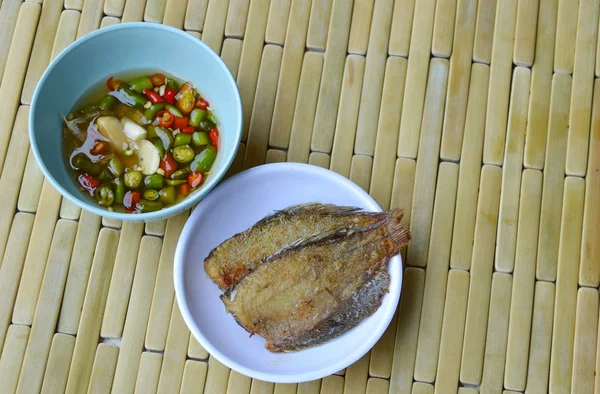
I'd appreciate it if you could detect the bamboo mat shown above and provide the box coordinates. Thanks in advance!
[0,0,598,393]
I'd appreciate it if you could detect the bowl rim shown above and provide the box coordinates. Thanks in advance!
[173,162,404,383]
[28,22,243,222]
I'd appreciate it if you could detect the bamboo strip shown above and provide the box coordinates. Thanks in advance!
[396,0,437,158]
[104,0,125,17]
[472,0,497,63]
[40,334,75,394]
[102,218,122,229]
[274,383,297,394]
[145,211,188,351]
[287,52,324,164]
[495,67,532,273]
[390,158,416,222]
[64,0,82,10]
[524,282,555,394]
[310,0,353,153]
[479,273,512,393]
[225,0,250,38]
[57,211,101,335]
[50,10,80,59]
[566,0,600,177]
[365,378,388,394]
[347,0,374,55]
[250,380,275,394]
[184,0,207,31]
[549,176,585,394]
[369,311,398,379]
[101,15,120,27]
[17,150,44,213]
[349,155,372,192]
[388,268,425,394]
[342,352,369,394]
[205,356,231,394]
[87,344,118,394]
[157,302,190,394]
[504,169,543,391]
[227,370,251,394]
[65,228,120,394]
[221,38,243,79]
[243,44,283,170]
[388,0,416,56]
[59,200,80,221]
[412,383,433,394]
[112,236,162,394]
[201,0,229,54]
[329,55,366,177]
[536,72,571,281]
[354,0,394,156]
[434,270,470,394]
[581,78,600,287]
[523,0,559,169]
[513,0,540,66]
[432,0,458,57]
[134,352,162,394]
[224,142,246,180]
[320,376,344,394]
[0,325,30,394]
[554,0,580,73]
[101,222,144,339]
[76,0,103,38]
[163,0,187,28]
[406,58,449,267]
[414,162,459,382]
[268,0,312,149]
[571,288,598,393]
[439,0,478,161]
[265,0,291,45]
[458,389,478,394]
[0,0,22,81]
[369,57,407,209]
[297,380,321,394]
[0,213,33,351]
[20,0,63,104]
[12,181,61,326]
[15,219,77,394]
[0,107,31,263]
[122,0,146,22]
[482,0,518,165]
[145,220,166,237]
[188,336,209,360]
[308,152,330,168]
[449,64,489,270]
[0,3,39,173]
[236,0,271,139]
[265,149,286,163]
[306,0,332,51]
[181,360,208,393]
[460,165,502,385]
[144,0,166,23]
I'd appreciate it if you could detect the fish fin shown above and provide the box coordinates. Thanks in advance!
[255,202,363,226]
[384,209,411,254]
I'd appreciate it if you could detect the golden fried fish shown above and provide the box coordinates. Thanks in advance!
[220,209,410,352]
[204,203,399,290]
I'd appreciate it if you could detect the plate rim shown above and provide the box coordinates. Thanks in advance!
[173,162,404,383]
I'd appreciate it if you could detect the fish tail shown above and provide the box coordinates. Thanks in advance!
[384,210,411,255]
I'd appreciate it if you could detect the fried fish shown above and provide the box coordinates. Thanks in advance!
[204,203,400,290]
[220,209,410,352]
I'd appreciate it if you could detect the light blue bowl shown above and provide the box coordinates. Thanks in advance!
[29,22,242,222]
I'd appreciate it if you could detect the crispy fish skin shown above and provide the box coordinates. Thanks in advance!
[204,203,397,290]
[220,210,410,352]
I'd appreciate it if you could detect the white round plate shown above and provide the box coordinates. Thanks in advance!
[174,163,403,383]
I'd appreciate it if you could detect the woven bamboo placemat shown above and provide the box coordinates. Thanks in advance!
[0,0,598,393]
